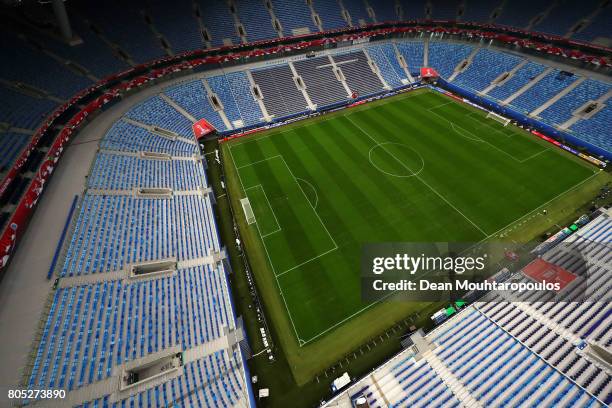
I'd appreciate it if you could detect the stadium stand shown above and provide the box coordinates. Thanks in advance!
[311,0,346,30]
[341,0,372,26]
[539,79,611,126]
[372,0,400,22]
[0,132,30,173]
[164,80,227,132]
[572,3,612,43]
[126,96,194,136]
[452,48,523,92]
[332,51,384,96]
[293,56,349,107]
[223,71,265,126]
[235,0,279,42]
[571,104,612,154]
[271,0,318,36]
[460,0,501,23]
[430,0,460,20]
[366,46,405,88]
[207,75,246,127]
[250,64,310,118]
[427,41,474,78]
[143,0,204,53]
[398,0,427,20]
[509,70,579,114]
[395,41,424,75]
[532,0,602,37]
[198,0,242,47]
[325,210,612,408]
[494,0,552,29]
[487,61,548,101]
[0,86,58,130]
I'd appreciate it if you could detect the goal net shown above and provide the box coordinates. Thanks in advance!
[241,198,256,225]
[486,111,511,126]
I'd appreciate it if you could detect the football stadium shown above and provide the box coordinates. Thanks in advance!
[0,0,610,407]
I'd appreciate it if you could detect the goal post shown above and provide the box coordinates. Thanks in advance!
[486,111,511,127]
[241,197,256,225]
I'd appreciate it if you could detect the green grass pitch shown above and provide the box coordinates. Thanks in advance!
[222,88,602,381]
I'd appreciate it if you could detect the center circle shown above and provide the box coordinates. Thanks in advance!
[368,142,425,178]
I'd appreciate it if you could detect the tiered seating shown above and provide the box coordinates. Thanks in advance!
[164,80,227,131]
[509,70,578,114]
[235,0,278,42]
[88,153,206,191]
[0,132,29,172]
[487,61,547,101]
[333,51,384,96]
[430,0,460,20]
[398,0,427,19]
[532,0,601,37]
[571,104,612,155]
[224,72,264,126]
[293,56,348,107]
[71,0,166,64]
[494,0,551,29]
[26,18,129,79]
[311,0,346,30]
[197,0,242,47]
[251,65,310,118]
[453,48,523,92]
[366,46,404,88]
[271,0,318,35]
[341,0,372,26]
[100,120,197,156]
[144,0,204,53]
[0,86,57,129]
[395,41,424,75]
[127,95,194,136]
[540,79,610,126]
[28,264,233,390]
[427,42,473,78]
[371,0,399,22]
[0,30,92,98]
[573,5,612,43]
[61,193,218,276]
[460,0,500,23]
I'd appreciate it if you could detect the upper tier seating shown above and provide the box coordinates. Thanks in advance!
[395,41,424,75]
[571,104,612,153]
[427,42,474,78]
[251,64,310,118]
[398,0,427,19]
[532,0,601,37]
[88,152,207,191]
[373,0,400,22]
[333,51,384,96]
[198,0,242,47]
[71,0,167,64]
[293,56,348,107]
[0,30,92,99]
[126,96,194,136]
[311,0,346,30]
[453,48,523,92]
[100,120,198,156]
[572,4,612,43]
[0,86,58,130]
[487,61,547,101]
[235,0,278,42]
[366,46,405,88]
[164,80,226,132]
[539,79,610,126]
[0,132,29,173]
[494,0,551,30]
[271,0,317,35]
[430,0,460,20]
[509,70,579,114]
[341,0,373,26]
[460,0,500,23]
[144,0,204,53]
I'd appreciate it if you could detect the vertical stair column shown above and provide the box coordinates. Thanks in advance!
[245,70,273,122]
[502,67,553,105]
[288,61,317,110]
[423,37,429,67]
[530,76,586,117]
[192,0,212,49]
[307,0,324,31]
[480,59,528,95]
[228,0,248,43]
[392,41,415,83]
[327,54,354,97]
[338,0,353,26]
[264,0,284,38]
[202,78,234,130]
[448,46,480,82]
[362,48,391,90]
